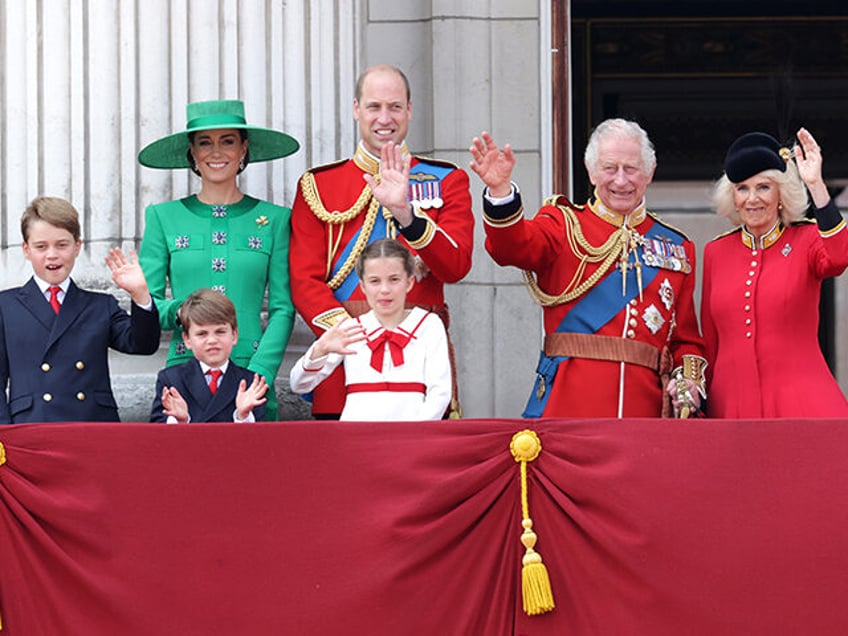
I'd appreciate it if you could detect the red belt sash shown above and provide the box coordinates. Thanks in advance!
[346,382,426,394]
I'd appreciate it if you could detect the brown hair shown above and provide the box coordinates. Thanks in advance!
[21,196,81,242]
[180,288,238,331]
[355,238,415,278]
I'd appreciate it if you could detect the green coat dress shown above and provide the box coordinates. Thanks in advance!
[139,195,295,419]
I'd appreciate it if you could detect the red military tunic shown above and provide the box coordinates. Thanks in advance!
[290,142,474,416]
[701,206,848,418]
[483,192,705,418]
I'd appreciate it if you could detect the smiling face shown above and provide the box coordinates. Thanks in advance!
[189,128,247,184]
[587,134,655,216]
[23,220,82,285]
[732,173,781,238]
[360,256,415,328]
[353,68,412,156]
[182,321,239,369]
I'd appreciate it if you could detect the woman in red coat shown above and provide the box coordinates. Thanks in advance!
[702,128,848,417]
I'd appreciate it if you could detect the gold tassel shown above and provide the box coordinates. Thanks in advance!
[510,430,555,616]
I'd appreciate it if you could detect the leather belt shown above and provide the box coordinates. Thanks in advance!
[544,332,662,371]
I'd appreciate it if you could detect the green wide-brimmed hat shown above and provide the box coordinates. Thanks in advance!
[138,99,299,169]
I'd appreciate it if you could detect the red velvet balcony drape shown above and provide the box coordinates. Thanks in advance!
[1,418,847,635]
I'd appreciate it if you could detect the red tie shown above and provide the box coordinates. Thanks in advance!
[367,330,411,372]
[207,369,223,395]
[48,286,61,314]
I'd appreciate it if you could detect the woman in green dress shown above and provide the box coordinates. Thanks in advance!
[138,100,299,419]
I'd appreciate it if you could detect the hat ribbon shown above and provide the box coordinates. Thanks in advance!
[187,114,247,129]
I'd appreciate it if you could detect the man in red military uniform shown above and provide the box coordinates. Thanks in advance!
[290,64,474,418]
[469,120,706,418]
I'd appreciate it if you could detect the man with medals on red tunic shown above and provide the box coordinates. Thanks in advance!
[469,119,706,418]
[290,64,474,418]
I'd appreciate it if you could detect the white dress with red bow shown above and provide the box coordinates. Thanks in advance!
[289,307,452,421]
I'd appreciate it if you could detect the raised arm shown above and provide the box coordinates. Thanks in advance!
[469,131,516,197]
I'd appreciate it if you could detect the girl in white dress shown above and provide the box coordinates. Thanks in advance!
[290,239,452,421]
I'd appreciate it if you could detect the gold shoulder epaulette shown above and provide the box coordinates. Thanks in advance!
[412,155,460,170]
[303,158,348,175]
[711,225,743,241]
[542,194,581,211]
[647,212,693,242]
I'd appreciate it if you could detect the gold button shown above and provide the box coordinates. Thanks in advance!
[745,291,751,298]
[630,308,638,317]
[76,392,86,401]
[746,332,752,338]
[629,318,638,327]
[41,363,50,372]
[75,361,85,370]
[744,305,751,311]
[745,318,752,325]
[752,250,758,256]
[746,280,752,286]
[43,393,52,402]
[626,329,635,338]
[629,299,637,306]
[748,271,755,276]
[751,261,758,267]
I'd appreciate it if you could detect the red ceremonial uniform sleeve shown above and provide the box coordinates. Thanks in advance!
[400,163,474,284]
[666,237,706,366]
[483,194,567,273]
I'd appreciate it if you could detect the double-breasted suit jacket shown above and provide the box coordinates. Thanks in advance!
[0,278,161,423]
[150,358,266,423]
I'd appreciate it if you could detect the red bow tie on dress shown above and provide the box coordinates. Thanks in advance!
[367,330,411,372]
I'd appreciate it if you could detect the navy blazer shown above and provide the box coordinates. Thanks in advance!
[0,278,161,423]
[150,358,266,423]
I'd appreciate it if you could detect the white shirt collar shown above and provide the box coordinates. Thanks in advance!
[198,360,230,376]
[33,275,70,296]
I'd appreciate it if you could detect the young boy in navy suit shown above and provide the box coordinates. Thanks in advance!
[0,196,161,423]
[150,289,268,423]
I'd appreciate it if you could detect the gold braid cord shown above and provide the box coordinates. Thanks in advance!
[326,198,382,290]
[523,203,630,307]
[301,171,387,291]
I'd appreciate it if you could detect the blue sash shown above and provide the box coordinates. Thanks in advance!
[330,161,452,300]
[522,220,683,417]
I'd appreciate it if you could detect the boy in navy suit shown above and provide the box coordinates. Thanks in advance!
[150,289,268,423]
[0,196,160,423]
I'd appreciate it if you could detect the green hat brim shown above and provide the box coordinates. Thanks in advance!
[138,124,299,169]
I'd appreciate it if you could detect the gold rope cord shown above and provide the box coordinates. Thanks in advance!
[326,197,382,290]
[301,171,372,224]
[522,203,631,307]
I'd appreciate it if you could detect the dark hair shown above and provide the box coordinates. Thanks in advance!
[21,196,81,242]
[180,288,238,331]
[186,129,250,176]
[355,64,411,103]
[355,238,415,278]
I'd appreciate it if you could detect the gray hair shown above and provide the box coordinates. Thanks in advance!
[584,118,656,174]
[712,161,809,225]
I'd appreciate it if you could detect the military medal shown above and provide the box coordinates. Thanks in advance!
[641,235,691,273]
[409,172,444,209]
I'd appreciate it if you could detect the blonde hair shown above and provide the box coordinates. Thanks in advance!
[712,161,809,225]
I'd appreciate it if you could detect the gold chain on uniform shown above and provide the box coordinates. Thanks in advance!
[522,202,633,306]
[301,171,396,290]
